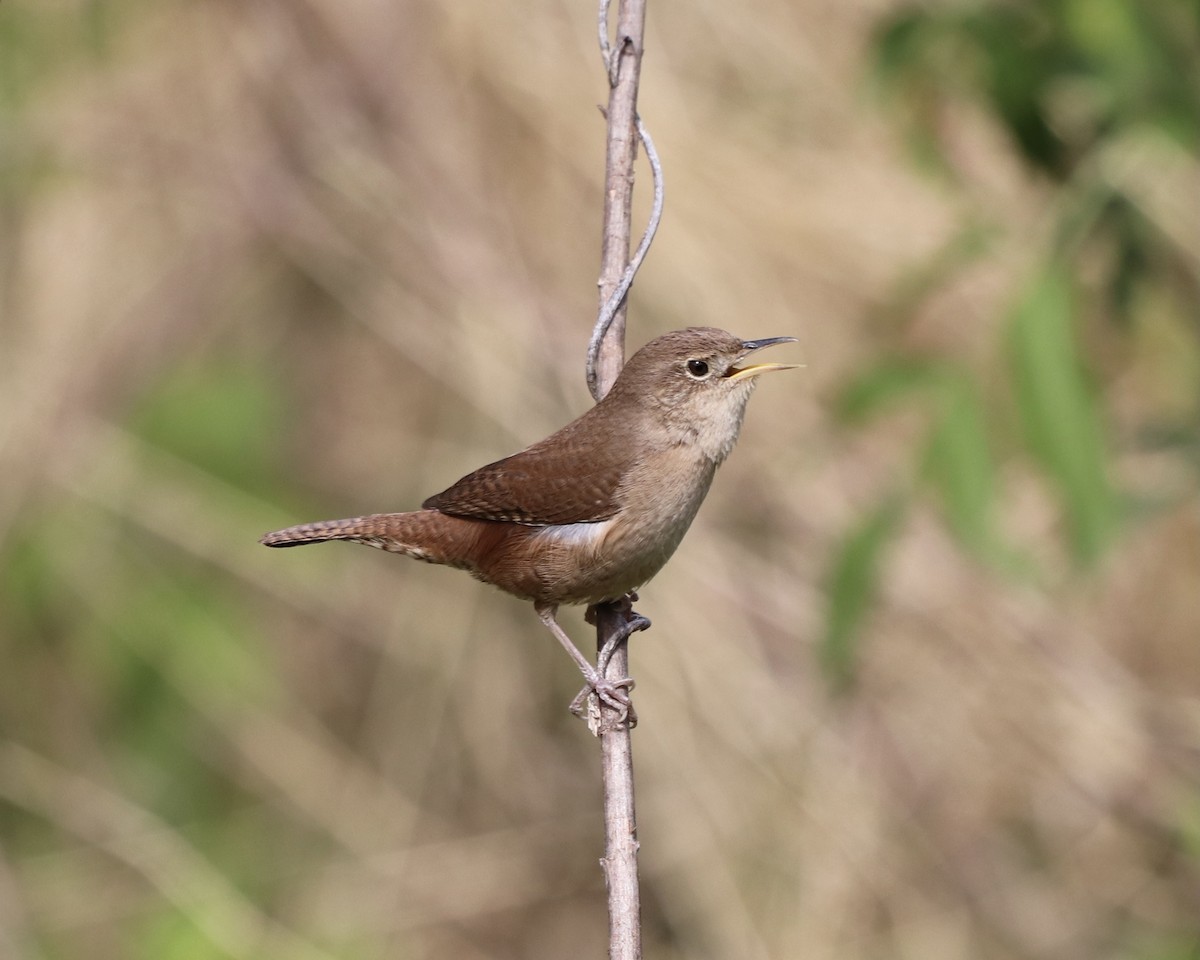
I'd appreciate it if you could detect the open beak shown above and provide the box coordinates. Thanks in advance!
[725,336,800,381]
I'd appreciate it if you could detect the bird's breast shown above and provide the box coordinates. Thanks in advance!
[552,447,718,604]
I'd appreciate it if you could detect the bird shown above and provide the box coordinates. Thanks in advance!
[261,326,797,722]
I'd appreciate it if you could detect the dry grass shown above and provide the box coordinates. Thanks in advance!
[1,1,1197,958]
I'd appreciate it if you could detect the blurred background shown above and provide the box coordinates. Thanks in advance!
[2,0,1198,958]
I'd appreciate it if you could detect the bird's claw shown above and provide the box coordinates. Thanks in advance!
[570,675,638,727]
[573,600,648,728]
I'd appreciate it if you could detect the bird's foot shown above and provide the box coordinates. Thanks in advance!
[570,672,637,726]
[571,604,651,727]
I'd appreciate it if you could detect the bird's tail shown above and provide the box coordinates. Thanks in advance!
[260,510,479,568]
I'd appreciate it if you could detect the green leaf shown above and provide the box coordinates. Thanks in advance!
[128,356,286,497]
[1007,265,1121,565]
[821,494,905,691]
[135,908,237,960]
[922,373,997,558]
[836,359,941,423]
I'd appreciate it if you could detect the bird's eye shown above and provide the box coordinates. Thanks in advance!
[686,359,710,379]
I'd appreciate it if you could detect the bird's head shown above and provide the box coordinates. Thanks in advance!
[608,326,799,462]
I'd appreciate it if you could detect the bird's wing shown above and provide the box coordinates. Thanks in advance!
[422,418,629,526]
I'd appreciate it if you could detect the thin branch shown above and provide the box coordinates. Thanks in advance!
[588,0,650,959]
[597,0,616,86]
[588,0,651,403]
[593,604,643,960]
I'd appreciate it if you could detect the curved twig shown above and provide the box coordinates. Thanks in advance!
[586,116,664,402]
[598,0,617,85]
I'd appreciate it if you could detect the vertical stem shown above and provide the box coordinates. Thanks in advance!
[593,605,641,960]
[592,2,648,959]
[594,0,648,398]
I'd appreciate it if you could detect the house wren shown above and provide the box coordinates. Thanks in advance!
[261,326,796,719]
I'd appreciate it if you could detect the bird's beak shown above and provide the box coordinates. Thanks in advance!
[726,336,800,381]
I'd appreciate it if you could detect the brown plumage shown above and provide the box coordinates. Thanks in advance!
[261,327,797,719]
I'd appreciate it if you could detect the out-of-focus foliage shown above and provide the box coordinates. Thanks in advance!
[1,0,1198,959]
[826,0,1200,681]
[876,0,1200,177]
[821,491,903,690]
[1007,263,1121,562]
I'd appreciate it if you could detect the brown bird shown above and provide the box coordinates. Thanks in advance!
[261,327,796,720]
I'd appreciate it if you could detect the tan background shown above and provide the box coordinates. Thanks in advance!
[1,1,1197,958]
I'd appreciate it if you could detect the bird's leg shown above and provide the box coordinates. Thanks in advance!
[568,596,651,721]
[535,602,635,722]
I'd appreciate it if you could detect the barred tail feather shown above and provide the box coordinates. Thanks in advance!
[260,515,381,547]
[260,510,478,567]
